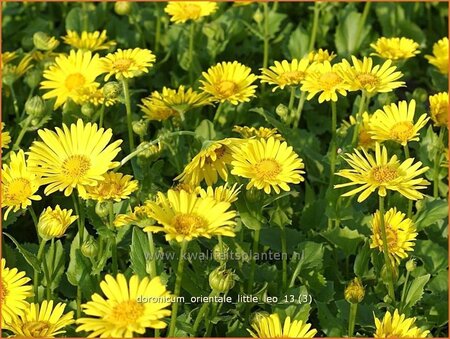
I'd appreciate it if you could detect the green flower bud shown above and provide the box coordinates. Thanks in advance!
[95,201,110,219]
[209,266,236,293]
[81,103,96,117]
[253,9,264,24]
[25,96,46,117]
[132,119,148,138]
[213,243,229,263]
[344,277,365,304]
[406,258,416,272]
[2,65,16,87]
[24,68,42,89]
[33,32,59,51]
[114,1,132,15]
[412,88,428,104]
[275,104,289,119]
[103,81,122,100]
[81,237,99,258]
[137,141,163,160]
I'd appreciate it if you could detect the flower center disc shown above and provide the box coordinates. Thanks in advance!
[215,81,238,98]
[319,72,342,90]
[109,300,145,326]
[65,73,86,92]
[279,71,305,85]
[113,58,133,72]
[255,159,282,181]
[23,320,51,337]
[0,280,7,304]
[371,165,399,183]
[385,224,399,251]
[356,73,380,88]
[61,155,91,182]
[4,178,32,205]
[181,4,201,19]
[173,213,207,235]
[390,121,414,142]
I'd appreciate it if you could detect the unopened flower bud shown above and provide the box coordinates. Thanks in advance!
[103,81,122,100]
[38,205,77,241]
[209,266,236,293]
[276,104,289,119]
[132,119,148,138]
[412,88,428,104]
[25,96,46,117]
[24,68,42,89]
[33,32,59,51]
[406,258,416,272]
[253,9,264,23]
[137,141,163,161]
[95,201,110,219]
[81,103,95,117]
[81,237,98,258]
[344,277,365,304]
[213,243,229,263]
[114,1,132,15]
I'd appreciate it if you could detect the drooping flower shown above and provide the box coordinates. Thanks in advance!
[101,48,156,81]
[370,37,420,60]
[37,205,78,241]
[62,30,116,52]
[335,143,430,202]
[428,92,448,127]
[233,125,284,140]
[200,61,258,105]
[248,313,317,338]
[77,274,172,337]
[374,309,430,338]
[27,119,122,196]
[425,37,448,75]
[259,58,310,91]
[231,137,305,194]
[308,49,336,64]
[79,172,139,202]
[165,1,218,23]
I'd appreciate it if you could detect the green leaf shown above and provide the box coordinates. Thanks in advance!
[130,227,149,278]
[266,10,287,38]
[195,119,215,141]
[3,233,41,272]
[322,226,365,256]
[316,301,344,337]
[296,241,324,271]
[42,240,65,291]
[235,196,265,230]
[335,8,370,56]
[414,240,448,274]
[354,240,371,277]
[414,197,448,231]
[288,25,310,59]
[404,274,430,309]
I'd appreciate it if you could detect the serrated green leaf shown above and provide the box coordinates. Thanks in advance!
[322,226,365,256]
[3,233,41,272]
[414,197,448,231]
[130,227,149,278]
[404,274,430,309]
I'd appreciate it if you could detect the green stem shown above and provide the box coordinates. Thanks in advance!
[330,101,337,185]
[281,226,287,291]
[28,206,39,234]
[33,239,46,303]
[192,290,219,334]
[168,241,189,337]
[122,78,135,152]
[76,284,82,318]
[81,2,89,31]
[188,22,195,82]
[98,102,106,128]
[399,269,411,312]
[308,2,320,52]
[351,92,367,145]
[72,192,85,318]
[403,145,413,219]
[262,2,270,70]
[354,2,371,50]
[212,102,225,125]
[293,92,306,128]
[155,4,161,53]
[433,127,445,198]
[379,196,396,301]
[11,116,32,151]
[288,87,296,116]
[9,85,20,119]
[217,235,226,266]
[146,232,157,278]
[205,302,219,337]
[247,229,260,294]
[289,252,303,288]
[348,303,358,337]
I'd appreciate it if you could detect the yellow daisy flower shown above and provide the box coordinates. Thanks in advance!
[369,99,429,146]
[308,48,336,64]
[3,300,74,338]
[165,1,218,24]
[2,53,33,86]
[370,37,420,60]
[37,205,78,241]
[101,48,156,81]
[79,172,139,202]
[429,92,448,127]
[233,125,284,140]
[345,112,376,149]
[77,86,118,107]
[140,94,178,121]
[197,183,241,203]
[231,137,305,194]
[175,138,242,186]
[425,37,448,75]
[27,119,122,197]
[40,50,102,109]
[374,309,430,338]
[301,60,349,103]
[62,30,116,52]
[335,143,430,202]
[144,189,236,242]
[337,56,405,95]
[1,51,18,66]
[114,201,158,229]
[1,122,11,150]
[259,58,310,91]
[370,207,417,265]
[1,258,33,326]
[248,313,317,338]
[344,277,365,304]
[1,150,41,220]
[200,61,258,105]
[77,274,172,337]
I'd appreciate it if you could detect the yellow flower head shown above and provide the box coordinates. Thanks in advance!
[200,61,258,105]
[165,1,218,23]
[77,86,118,107]
[40,50,102,109]
[197,183,241,203]
[370,37,420,60]
[301,60,349,103]
[27,119,122,197]
[338,56,405,94]
[369,99,429,146]
[248,313,317,338]
[140,94,178,121]
[4,300,74,338]
[231,137,305,194]
[176,138,242,186]
[259,58,310,91]
[79,172,139,202]
[2,53,33,86]
[1,122,11,150]
[335,143,430,202]
[37,205,78,240]
[77,274,172,337]
[370,207,417,265]
[144,189,236,242]
[1,258,33,326]
[344,277,365,304]
[425,37,448,75]
[101,48,156,81]
[1,51,18,67]
[374,309,430,338]
[1,150,41,220]
[429,92,448,127]
[62,30,116,52]
[308,48,336,64]
[345,112,376,149]
[233,125,284,140]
